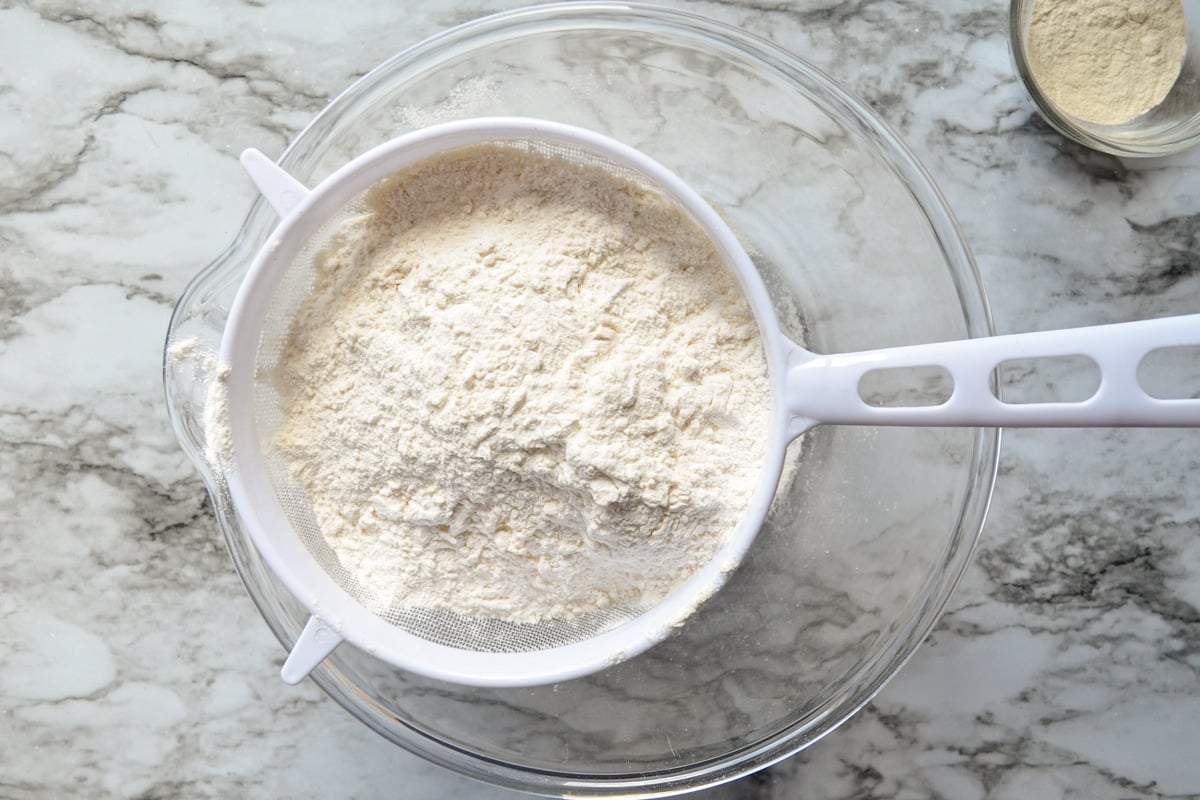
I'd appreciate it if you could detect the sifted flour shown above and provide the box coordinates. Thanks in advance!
[272,144,770,624]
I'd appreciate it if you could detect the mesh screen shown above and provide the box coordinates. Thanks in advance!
[254,139,668,653]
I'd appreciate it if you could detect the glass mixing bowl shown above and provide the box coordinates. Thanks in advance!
[164,4,998,796]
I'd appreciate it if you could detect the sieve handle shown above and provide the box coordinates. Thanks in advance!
[783,314,1200,433]
[240,148,311,218]
[280,615,344,684]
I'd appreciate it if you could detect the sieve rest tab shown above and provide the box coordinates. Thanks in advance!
[280,615,343,684]
[240,148,311,218]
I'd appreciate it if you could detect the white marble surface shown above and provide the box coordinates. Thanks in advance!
[2,1,1199,798]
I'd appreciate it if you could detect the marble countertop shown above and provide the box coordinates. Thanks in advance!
[3,1,1198,798]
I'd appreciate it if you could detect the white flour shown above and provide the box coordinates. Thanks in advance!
[166,336,233,469]
[272,144,770,624]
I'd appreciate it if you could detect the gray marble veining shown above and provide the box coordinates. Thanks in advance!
[2,1,1198,798]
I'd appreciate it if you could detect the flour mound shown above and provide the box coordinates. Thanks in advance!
[272,144,770,624]
[1027,0,1187,125]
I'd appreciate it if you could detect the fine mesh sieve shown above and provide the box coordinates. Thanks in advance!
[223,119,789,687]
[225,117,1200,688]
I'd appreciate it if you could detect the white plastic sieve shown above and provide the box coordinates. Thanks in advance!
[224,117,1200,688]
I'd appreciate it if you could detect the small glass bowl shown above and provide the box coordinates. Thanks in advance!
[166,3,999,796]
[1010,0,1200,156]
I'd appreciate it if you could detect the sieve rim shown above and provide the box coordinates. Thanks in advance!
[219,117,791,687]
